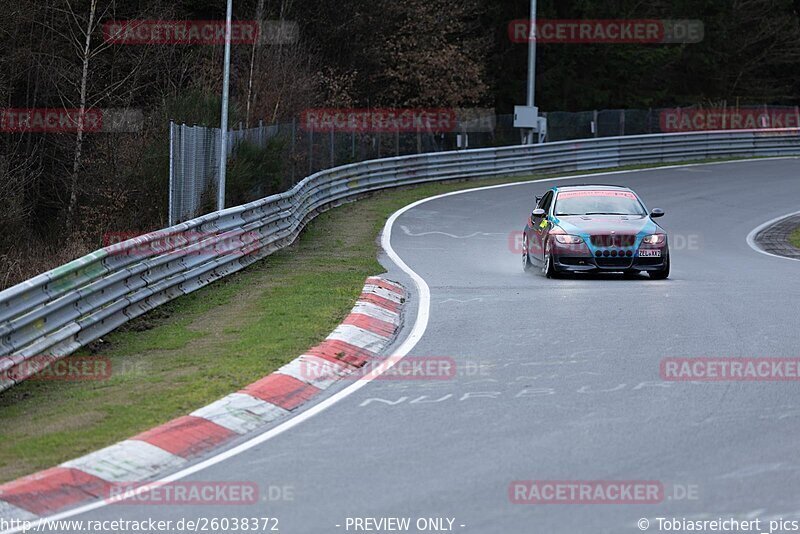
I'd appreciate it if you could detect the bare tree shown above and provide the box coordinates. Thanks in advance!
[245,0,267,128]
[35,0,161,229]
[66,0,98,229]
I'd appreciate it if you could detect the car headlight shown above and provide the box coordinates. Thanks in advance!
[641,234,666,245]
[554,235,584,244]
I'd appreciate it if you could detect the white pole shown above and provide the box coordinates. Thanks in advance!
[217,0,233,211]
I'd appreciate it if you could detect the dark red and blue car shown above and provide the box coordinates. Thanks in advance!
[522,185,669,279]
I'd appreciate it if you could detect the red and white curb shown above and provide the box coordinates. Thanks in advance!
[0,276,405,521]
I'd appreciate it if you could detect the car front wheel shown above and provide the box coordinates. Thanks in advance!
[522,233,533,272]
[543,240,558,278]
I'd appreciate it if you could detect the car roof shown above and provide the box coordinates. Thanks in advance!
[552,184,633,192]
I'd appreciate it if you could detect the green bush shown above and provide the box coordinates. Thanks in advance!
[201,137,287,213]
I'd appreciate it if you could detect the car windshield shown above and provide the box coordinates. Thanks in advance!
[554,191,646,216]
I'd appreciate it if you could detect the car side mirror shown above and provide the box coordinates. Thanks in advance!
[532,208,546,218]
[650,208,665,218]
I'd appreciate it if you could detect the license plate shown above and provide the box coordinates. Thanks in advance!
[639,249,661,258]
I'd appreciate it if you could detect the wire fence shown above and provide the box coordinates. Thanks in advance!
[169,105,800,224]
[169,121,282,225]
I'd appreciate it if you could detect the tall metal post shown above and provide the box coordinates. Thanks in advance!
[514,0,541,144]
[217,0,233,211]
[168,121,175,226]
[525,0,537,144]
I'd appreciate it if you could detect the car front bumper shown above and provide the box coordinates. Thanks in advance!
[551,241,668,272]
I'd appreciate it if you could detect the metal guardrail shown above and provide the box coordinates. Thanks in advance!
[1,129,799,392]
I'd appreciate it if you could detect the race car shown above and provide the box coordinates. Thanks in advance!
[521,185,669,279]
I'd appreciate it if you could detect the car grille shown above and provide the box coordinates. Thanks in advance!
[590,234,636,247]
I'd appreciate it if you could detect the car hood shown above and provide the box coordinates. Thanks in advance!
[554,215,658,236]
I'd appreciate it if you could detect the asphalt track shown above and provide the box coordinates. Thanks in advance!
[50,159,800,534]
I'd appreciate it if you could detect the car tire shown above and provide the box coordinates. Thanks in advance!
[543,241,558,279]
[522,233,533,272]
[648,254,670,280]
